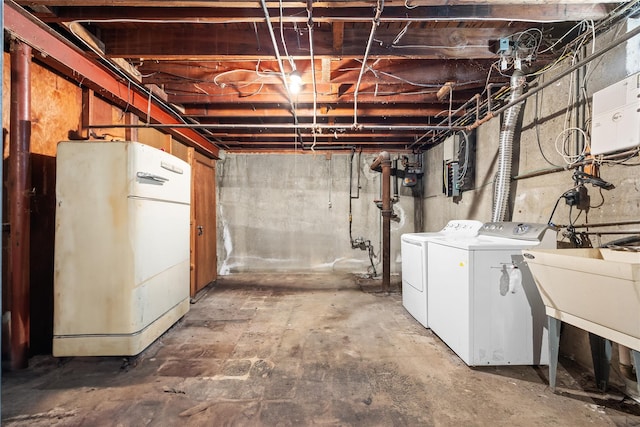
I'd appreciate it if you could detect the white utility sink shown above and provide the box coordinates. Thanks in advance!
[523,248,640,351]
[524,247,640,393]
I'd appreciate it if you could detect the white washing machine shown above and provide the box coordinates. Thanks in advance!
[427,222,557,366]
[400,220,483,328]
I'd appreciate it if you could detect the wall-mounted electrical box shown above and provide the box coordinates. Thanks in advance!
[443,161,460,197]
[591,72,640,155]
[442,131,476,198]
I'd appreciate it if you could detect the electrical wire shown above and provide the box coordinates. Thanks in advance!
[260,0,305,149]
[353,0,384,127]
[423,4,640,148]
[554,127,590,165]
[547,188,574,226]
[279,0,297,72]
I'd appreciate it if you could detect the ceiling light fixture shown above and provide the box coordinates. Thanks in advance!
[289,71,303,94]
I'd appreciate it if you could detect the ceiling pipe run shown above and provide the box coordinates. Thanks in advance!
[87,123,467,132]
[370,151,391,294]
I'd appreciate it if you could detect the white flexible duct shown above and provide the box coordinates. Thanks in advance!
[492,69,524,222]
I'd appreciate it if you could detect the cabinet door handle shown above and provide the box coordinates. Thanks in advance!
[136,171,169,183]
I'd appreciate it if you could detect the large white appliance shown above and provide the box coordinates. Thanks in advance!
[54,141,191,356]
[426,222,556,366]
[400,220,483,328]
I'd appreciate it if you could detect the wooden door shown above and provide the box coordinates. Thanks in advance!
[189,150,217,297]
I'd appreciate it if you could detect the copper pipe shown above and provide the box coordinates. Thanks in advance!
[371,151,391,293]
[9,40,32,370]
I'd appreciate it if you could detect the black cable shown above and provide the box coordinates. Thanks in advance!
[547,188,574,226]
[534,89,562,167]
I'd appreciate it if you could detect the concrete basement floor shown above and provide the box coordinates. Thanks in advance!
[3,273,640,426]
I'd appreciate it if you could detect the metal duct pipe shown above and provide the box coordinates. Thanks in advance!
[9,40,32,370]
[370,151,391,293]
[491,69,524,222]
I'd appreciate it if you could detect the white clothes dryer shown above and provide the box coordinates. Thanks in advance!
[400,220,483,328]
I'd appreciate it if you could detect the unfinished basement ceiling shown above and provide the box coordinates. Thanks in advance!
[14,1,640,154]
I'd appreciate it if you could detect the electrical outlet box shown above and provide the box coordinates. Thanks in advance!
[591,72,640,155]
[498,37,511,55]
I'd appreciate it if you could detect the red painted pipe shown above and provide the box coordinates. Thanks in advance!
[9,40,32,369]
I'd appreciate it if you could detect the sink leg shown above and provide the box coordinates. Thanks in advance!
[588,333,612,392]
[548,316,561,391]
[632,350,640,396]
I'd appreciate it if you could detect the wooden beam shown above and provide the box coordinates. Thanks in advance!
[98,25,508,60]
[332,22,344,54]
[20,2,615,22]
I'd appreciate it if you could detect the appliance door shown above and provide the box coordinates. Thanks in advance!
[128,142,190,204]
[130,197,190,329]
[401,237,425,293]
[127,142,191,330]
[427,242,471,364]
[401,237,428,327]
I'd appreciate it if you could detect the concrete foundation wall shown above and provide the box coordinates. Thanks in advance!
[216,152,416,275]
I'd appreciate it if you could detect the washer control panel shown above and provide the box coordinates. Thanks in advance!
[478,222,552,241]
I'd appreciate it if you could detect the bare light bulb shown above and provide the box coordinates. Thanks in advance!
[289,71,302,94]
